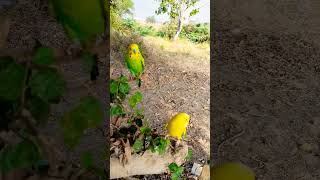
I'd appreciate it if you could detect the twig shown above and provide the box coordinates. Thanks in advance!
[0,43,109,64]
[46,174,65,179]
[21,110,38,136]
[19,61,30,115]
[217,128,245,157]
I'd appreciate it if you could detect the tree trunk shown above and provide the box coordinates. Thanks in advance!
[173,17,183,41]
[173,3,183,41]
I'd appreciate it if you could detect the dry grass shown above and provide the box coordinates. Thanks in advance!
[110,33,210,75]
[144,36,210,60]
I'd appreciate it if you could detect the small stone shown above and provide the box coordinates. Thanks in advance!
[300,143,313,153]
[191,163,203,176]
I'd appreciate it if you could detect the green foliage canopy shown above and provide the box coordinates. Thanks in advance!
[155,0,200,20]
[110,0,134,30]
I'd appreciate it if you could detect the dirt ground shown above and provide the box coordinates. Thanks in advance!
[212,28,320,179]
[111,35,210,165]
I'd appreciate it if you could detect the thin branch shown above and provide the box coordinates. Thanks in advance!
[0,43,109,65]
[19,61,30,115]
[217,128,245,157]
[46,174,65,179]
[21,110,38,136]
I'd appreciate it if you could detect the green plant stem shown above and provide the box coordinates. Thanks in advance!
[19,61,29,115]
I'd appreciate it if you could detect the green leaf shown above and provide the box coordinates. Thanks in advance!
[171,172,181,180]
[59,96,104,148]
[168,163,184,180]
[26,96,50,124]
[50,0,106,45]
[79,96,104,128]
[145,135,152,143]
[0,60,26,101]
[59,107,85,148]
[29,69,66,103]
[0,56,14,70]
[0,140,42,174]
[185,148,193,161]
[110,105,124,117]
[190,8,199,16]
[119,82,130,95]
[153,137,169,155]
[128,91,143,108]
[135,118,143,127]
[140,126,151,135]
[81,151,93,169]
[168,162,179,172]
[110,80,118,94]
[32,47,54,65]
[176,166,184,175]
[132,139,143,153]
[119,75,128,83]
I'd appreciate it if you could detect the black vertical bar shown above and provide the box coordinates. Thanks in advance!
[210,0,215,173]
[103,0,110,179]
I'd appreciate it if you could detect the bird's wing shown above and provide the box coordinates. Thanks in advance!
[125,54,136,76]
[124,54,129,68]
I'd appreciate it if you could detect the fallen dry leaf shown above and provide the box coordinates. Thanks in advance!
[113,140,121,146]
[124,140,132,164]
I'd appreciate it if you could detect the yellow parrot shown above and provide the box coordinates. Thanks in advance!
[125,43,145,87]
[211,162,255,180]
[166,113,190,140]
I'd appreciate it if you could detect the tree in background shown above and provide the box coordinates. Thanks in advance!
[146,16,156,24]
[110,0,134,31]
[155,0,199,41]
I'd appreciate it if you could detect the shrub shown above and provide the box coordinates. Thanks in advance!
[146,16,156,24]
[121,18,156,37]
[155,21,209,43]
[110,0,134,31]
[156,22,177,39]
[181,23,209,43]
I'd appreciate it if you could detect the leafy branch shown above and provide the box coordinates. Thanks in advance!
[0,0,107,178]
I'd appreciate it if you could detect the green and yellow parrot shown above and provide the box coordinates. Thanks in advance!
[49,0,106,82]
[125,43,145,87]
[166,113,190,140]
[211,162,255,180]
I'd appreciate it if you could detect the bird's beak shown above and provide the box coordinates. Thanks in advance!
[133,49,136,53]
